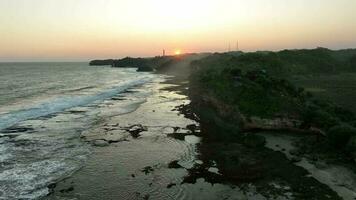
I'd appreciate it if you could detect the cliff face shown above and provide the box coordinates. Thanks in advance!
[189,86,325,136]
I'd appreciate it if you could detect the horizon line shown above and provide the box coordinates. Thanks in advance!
[1,47,356,63]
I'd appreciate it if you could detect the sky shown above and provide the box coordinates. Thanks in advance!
[1,0,356,61]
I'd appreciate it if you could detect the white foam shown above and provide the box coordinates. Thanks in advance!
[0,70,160,199]
[0,76,153,131]
[0,159,79,199]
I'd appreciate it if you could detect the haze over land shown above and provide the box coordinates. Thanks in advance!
[1,0,356,61]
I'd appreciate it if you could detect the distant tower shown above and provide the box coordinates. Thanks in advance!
[228,43,231,52]
[163,49,166,57]
[236,40,239,51]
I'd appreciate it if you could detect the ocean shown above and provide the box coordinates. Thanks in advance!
[0,62,157,199]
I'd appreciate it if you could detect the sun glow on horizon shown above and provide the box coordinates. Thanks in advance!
[174,49,182,55]
[1,0,356,61]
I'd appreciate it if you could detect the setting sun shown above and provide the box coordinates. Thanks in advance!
[174,49,181,55]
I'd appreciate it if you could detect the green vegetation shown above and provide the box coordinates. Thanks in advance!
[292,73,356,114]
[89,56,177,72]
[190,48,356,155]
[192,48,356,77]
[327,125,356,149]
[195,67,306,118]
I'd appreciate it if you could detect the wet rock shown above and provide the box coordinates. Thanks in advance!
[315,161,328,169]
[243,135,266,148]
[59,186,74,193]
[141,166,154,175]
[167,183,176,188]
[104,127,116,131]
[47,183,57,195]
[110,123,120,127]
[67,110,86,114]
[92,139,109,147]
[167,133,185,140]
[0,134,18,139]
[182,165,225,184]
[128,124,147,138]
[168,160,183,169]
[1,126,34,133]
[143,194,150,200]
[186,124,197,133]
[290,156,302,163]
[111,97,125,101]
[289,149,300,156]
[137,65,154,72]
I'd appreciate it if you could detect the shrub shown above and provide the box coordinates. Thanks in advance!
[302,104,339,129]
[346,136,356,153]
[326,125,356,149]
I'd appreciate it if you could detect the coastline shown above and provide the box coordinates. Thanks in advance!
[45,52,356,200]
[45,76,202,199]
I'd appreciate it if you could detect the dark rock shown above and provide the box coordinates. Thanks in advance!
[67,110,86,114]
[290,156,302,163]
[168,160,183,169]
[143,194,150,200]
[1,126,34,133]
[112,57,148,68]
[111,97,125,101]
[60,186,74,193]
[137,65,154,72]
[167,183,177,188]
[89,59,114,66]
[186,124,197,132]
[141,166,154,175]
[128,124,147,138]
[167,133,185,141]
[243,135,266,148]
[289,149,300,156]
[47,183,57,195]
[48,183,56,189]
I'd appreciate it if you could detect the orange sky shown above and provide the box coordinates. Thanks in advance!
[1,0,356,61]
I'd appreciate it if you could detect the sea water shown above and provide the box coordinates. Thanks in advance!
[0,62,156,199]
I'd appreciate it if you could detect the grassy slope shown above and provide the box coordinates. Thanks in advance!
[185,49,356,199]
[190,48,356,132]
[292,73,356,114]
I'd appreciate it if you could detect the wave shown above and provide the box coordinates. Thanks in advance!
[0,76,153,131]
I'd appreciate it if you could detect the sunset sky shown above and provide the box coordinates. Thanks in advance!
[1,0,356,61]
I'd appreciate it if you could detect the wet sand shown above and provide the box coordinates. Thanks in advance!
[45,77,293,200]
[45,78,241,200]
